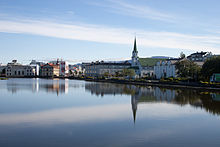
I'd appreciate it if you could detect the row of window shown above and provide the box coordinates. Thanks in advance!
[86,65,128,69]
[6,72,34,76]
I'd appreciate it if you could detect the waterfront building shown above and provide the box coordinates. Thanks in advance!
[59,61,69,77]
[154,59,178,79]
[30,64,40,76]
[69,64,84,77]
[41,63,59,77]
[49,59,69,77]
[6,60,36,77]
[187,51,212,62]
[0,65,6,77]
[139,58,165,78]
[84,61,131,77]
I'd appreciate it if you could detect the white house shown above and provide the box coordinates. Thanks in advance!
[154,60,177,79]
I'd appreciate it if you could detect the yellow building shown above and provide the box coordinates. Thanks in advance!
[41,63,59,77]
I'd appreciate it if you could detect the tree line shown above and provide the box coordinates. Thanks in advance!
[175,54,220,81]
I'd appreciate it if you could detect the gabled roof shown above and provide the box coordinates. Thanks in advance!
[41,63,59,68]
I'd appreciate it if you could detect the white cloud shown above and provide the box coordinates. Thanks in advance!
[88,0,175,22]
[0,18,219,54]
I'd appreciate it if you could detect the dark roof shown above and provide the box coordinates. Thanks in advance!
[87,61,131,66]
[41,63,59,68]
[187,51,207,58]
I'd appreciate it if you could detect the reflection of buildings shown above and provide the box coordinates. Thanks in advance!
[85,83,178,123]
[85,82,220,122]
[6,79,69,95]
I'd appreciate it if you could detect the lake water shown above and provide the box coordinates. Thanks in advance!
[0,78,220,147]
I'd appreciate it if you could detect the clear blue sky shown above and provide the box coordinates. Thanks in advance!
[0,0,220,64]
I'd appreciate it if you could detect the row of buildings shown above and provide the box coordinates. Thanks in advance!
[0,38,215,79]
[0,59,71,78]
[83,38,214,79]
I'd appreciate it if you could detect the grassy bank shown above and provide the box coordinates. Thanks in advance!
[69,77,220,91]
[0,77,8,80]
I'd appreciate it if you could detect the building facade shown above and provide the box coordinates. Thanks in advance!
[6,61,36,77]
[187,51,212,62]
[0,65,6,77]
[41,63,59,77]
[154,60,177,79]
[84,61,131,77]
[59,61,69,77]
[69,64,84,77]
[49,60,69,77]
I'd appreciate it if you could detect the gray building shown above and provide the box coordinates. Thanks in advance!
[84,61,131,77]
[187,51,212,62]
[6,60,36,77]
[0,65,6,76]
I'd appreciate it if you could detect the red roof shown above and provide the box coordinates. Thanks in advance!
[42,63,59,68]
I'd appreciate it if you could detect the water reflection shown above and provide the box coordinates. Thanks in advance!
[85,83,220,118]
[2,79,220,121]
[1,79,220,147]
[6,78,69,95]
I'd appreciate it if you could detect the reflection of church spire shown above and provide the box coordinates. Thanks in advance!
[132,105,137,123]
[131,95,138,124]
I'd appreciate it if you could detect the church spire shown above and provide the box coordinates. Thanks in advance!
[133,37,137,52]
[131,95,138,124]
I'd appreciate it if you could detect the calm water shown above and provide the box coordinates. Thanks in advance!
[0,79,220,147]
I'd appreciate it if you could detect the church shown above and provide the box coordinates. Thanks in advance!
[130,37,142,77]
[84,37,143,78]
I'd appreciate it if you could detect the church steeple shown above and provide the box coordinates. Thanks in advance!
[133,37,137,53]
[131,37,139,67]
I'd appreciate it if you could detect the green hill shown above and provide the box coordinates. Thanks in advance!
[139,58,165,67]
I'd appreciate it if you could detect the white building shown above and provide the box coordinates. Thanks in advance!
[30,64,40,76]
[59,61,69,77]
[6,60,36,77]
[154,60,177,79]
[49,59,69,77]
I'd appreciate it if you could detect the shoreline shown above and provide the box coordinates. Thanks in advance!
[80,78,220,92]
[2,76,220,91]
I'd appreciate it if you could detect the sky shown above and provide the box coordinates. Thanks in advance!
[1,0,220,64]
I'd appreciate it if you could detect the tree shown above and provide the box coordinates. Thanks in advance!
[122,68,136,78]
[103,72,110,78]
[175,59,201,80]
[180,52,186,59]
[201,56,220,80]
